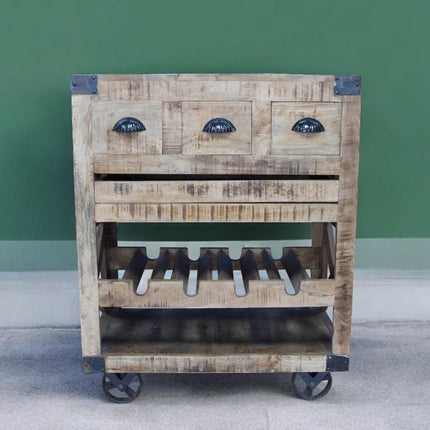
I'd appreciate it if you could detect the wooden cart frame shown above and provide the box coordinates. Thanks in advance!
[71,74,360,401]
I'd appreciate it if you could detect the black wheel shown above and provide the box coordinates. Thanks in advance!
[102,373,143,403]
[291,372,332,400]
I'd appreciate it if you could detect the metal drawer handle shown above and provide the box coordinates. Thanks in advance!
[292,117,325,133]
[203,118,236,133]
[113,117,146,132]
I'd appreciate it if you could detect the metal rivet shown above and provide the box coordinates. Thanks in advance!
[335,76,339,80]
[335,90,340,95]
[72,82,77,87]
[355,81,360,87]
[92,75,96,80]
[92,89,97,94]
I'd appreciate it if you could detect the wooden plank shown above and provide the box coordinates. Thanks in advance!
[162,101,182,154]
[105,354,327,374]
[171,249,190,293]
[98,277,335,308]
[97,74,339,102]
[94,180,339,204]
[272,102,341,155]
[72,95,100,357]
[93,154,341,175]
[332,96,361,356]
[123,250,148,291]
[182,102,252,155]
[95,203,338,223]
[311,223,328,279]
[252,101,272,156]
[104,222,118,279]
[325,223,336,278]
[281,250,310,294]
[96,223,104,277]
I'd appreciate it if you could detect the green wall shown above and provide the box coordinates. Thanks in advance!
[1,0,429,242]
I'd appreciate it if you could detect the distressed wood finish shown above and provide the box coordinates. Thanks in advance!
[72,95,100,357]
[93,154,341,175]
[272,102,341,155]
[98,278,335,308]
[95,202,338,223]
[94,180,339,204]
[101,308,332,373]
[182,101,252,155]
[72,74,360,377]
[333,96,361,355]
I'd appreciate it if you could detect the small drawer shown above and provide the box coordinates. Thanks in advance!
[182,101,252,155]
[91,101,162,155]
[272,102,341,156]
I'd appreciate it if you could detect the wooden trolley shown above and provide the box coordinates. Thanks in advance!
[71,73,361,402]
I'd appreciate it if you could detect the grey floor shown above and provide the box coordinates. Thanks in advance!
[1,322,429,430]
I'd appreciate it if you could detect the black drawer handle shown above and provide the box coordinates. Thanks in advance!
[113,117,146,132]
[292,117,325,133]
[203,118,236,133]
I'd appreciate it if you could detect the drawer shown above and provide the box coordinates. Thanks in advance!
[272,102,341,156]
[91,101,162,155]
[94,179,339,204]
[182,102,252,155]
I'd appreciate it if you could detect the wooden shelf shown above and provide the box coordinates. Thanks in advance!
[100,308,333,373]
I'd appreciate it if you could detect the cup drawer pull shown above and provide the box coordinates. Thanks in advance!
[202,118,237,133]
[113,117,146,132]
[292,117,325,133]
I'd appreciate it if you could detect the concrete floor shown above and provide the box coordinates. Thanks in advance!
[1,322,429,430]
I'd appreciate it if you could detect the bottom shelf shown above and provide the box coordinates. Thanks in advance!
[100,308,333,373]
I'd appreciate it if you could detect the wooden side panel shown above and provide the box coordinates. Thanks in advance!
[272,102,341,155]
[332,96,361,355]
[94,180,339,204]
[182,102,252,155]
[252,101,272,156]
[72,95,100,357]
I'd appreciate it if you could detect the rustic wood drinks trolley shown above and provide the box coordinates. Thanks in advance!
[71,74,361,402]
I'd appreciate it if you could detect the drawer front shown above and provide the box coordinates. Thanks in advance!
[182,102,252,155]
[272,102,341,156]
[91,101,162,155]
[94,180,339,204]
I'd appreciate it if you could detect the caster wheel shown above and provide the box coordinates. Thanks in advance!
[291,372,332,400]
[102,373,143,403]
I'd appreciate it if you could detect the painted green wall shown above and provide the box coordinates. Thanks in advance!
[0,0,429,241]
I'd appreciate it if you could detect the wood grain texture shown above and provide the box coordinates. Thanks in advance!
[72,95,100,357]
[97,74,339,102]
[182,102,252,155]
[272,102,341,155]
[91,101,162,155]
[98,278,335,308]
[100,307,331,373]
[162,101,182,154]
[93,154,341,175]
[95,203,338,223]
[94,180,339,204]
[332,96,361,355]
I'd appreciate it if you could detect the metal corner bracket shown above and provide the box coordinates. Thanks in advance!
[334,75,361,95]
[326,355,349,372]
[71,74,98,95]
[82,356,105,373]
